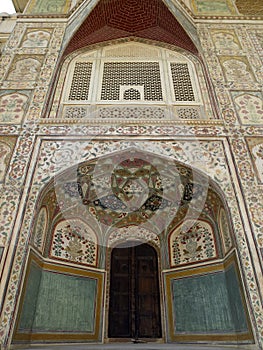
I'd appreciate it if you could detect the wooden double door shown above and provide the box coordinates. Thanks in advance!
[108,243,162,339]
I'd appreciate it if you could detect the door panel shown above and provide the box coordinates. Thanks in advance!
[109,248,131,337]
[108,243,161,339]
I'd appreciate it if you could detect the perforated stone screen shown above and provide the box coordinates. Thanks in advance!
[101,62,163,101]
[68,62,93,100]
[170,63,195,101]
[58,43,215,120]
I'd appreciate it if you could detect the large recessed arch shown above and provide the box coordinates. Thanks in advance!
[13,148,253,344]
[62,0,200,57]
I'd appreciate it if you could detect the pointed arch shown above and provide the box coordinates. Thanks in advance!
[14,147,253,344]
[63,0,199,57]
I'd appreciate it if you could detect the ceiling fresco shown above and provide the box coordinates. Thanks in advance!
[38,149,226,240]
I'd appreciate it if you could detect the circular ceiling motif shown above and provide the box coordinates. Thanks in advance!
[71,149,207,232]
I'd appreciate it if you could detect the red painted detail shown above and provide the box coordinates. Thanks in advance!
[63,0,198,56]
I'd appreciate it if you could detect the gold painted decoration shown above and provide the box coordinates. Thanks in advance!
[235,0,263,16]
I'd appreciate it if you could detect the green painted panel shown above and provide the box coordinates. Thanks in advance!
[172,265,248,333]
[33,270,97,332]
[225,265,249,332]
[18,263,42,331]
[194,0,233,15]
[27,0,69,14]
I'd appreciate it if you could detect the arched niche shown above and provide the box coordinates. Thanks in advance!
[30,147,236,270]
[14,148,253,345]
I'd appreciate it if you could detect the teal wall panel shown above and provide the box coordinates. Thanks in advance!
[18,264,97,333]
[33,270,97,332]
[172,265,248,333]
[225,265,249,331]
[19,263,42,331]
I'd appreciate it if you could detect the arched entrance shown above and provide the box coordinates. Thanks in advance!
[108,242,162,339]
[12,149,254,346]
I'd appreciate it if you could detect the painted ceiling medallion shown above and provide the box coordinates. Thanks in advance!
[62,149,207,230]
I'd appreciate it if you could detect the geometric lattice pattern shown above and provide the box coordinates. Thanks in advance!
[101,62,163,101]
[170,63,195,101]
[68,62,93,100]
[123,88,141,100]
[64,106,88,118]
[177,107,200,119]
[97,105,167,119]
[62,105,204,120]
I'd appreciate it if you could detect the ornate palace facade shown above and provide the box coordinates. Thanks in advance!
[0,0,263,348]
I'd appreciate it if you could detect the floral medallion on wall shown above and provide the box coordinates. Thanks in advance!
[220,56,255,85]
[2,56,43,89]
[211,30,241,52]
[0,92,29,124]
[21,30,51,48]
[231,91,263,125]
[7,57,41,82]
[169,220,218,267]
[50,219,98,267]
